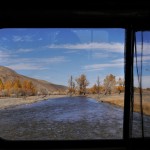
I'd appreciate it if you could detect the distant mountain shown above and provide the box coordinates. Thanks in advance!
[0,66,67,94]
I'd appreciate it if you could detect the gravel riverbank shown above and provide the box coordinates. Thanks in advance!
[0,95,67,109]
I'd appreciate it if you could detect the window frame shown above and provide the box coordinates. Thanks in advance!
[0,9,150,150]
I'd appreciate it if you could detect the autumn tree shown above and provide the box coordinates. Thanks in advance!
[88,77,103,95]
[22,80,36,96]
[89,84,98,94]
[0,79,4,96]
[0,79,4,91]
[67,75,76,96]
[0,79,36,97]
[12,79,23,96]
[116,77,124,94]
[103,74,116,95]
[4,80,13,96]
[13,79,22,89]
[75,74,89,95]
[4,80,13,90]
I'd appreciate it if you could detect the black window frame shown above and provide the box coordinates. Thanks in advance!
[0,8,150,150]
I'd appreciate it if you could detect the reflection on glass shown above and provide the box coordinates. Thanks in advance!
[0,28,124,140]
[133,31,150,137]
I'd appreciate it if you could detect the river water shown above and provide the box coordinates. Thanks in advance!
[0,96,145,140]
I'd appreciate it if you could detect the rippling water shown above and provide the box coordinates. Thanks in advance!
[0,96,125,140]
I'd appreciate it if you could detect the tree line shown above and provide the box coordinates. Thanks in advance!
[67,74,124,96]
[0,79,36,97]
[0,74,125,98]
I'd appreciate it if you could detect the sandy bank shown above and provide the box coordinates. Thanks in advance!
[87,93,150,116]
[0,95,67,109]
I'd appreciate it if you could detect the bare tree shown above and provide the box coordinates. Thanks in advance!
[117,77,124,94]
[68,75,75,96]
[117,77,124,86]
[103,74,116,95]
[97,76,100,97]
[75,74,89,95]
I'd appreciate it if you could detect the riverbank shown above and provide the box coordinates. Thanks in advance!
[0,95,67,109]
[87,92,150,116]
[87,93,124,107]
[1,93,150,116]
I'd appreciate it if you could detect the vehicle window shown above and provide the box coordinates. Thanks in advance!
[0,28,125,140]
[132,31,150,138]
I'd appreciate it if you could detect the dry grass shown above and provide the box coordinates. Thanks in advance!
[87,92,150,116]
[133,93,150,116]
[87,93,124,107]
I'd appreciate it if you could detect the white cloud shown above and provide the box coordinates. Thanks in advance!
[45,56,68,63]
[12,36,23,42]
[18,56,68,64]
[7,64,47,70]
[0,50,11,58]
[83,62,124,72]
[135,55,150,62]
[1,56,68,70]
[64,50,80,54]
[136,42,150,55]
[0,56,67,64]
[47,42,124,53]
[134,55,150,67]
[47,42,150,55]
[112,58,124,63]
[12,35,33,42]
[134,75,150,88]
[17,48,33,53]
[92,52,111,58]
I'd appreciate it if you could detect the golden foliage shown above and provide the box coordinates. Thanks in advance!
[1,79,36,97]
[0,79,4,91]
[116,85,124,94]
[75,74,89,95]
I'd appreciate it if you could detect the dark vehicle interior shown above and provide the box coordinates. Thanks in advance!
[1,1,150,150]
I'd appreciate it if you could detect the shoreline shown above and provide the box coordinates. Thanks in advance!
[0,95,67,110]
[1,93,150,116]
[87,93,150,116]
[87,93,124,108]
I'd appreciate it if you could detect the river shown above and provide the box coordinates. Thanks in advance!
[0,96,149,140]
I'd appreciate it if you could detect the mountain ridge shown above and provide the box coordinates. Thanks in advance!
[0,66,67,94]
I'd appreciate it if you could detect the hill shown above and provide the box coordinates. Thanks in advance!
[0,66,67,95]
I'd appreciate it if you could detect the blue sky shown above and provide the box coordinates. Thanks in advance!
[0,28,149,88]
[133,31,150,88]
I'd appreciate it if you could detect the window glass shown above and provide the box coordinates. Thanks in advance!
[0,28,124,140]
[132,31,150,137]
